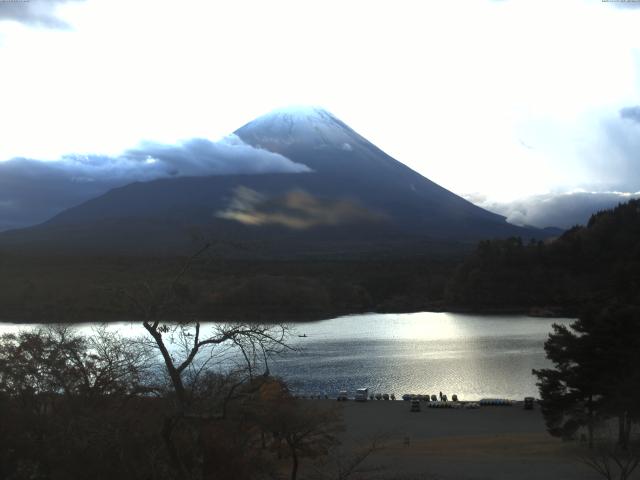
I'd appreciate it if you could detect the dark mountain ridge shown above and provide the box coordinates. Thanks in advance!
[0,107,551,256]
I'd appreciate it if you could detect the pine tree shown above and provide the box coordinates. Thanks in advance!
[534,304,640,449]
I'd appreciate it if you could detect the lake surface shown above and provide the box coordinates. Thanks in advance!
[0,312,572,400]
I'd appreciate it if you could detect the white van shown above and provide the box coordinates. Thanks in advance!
[355,388,369,402]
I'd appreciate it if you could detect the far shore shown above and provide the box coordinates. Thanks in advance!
[0,304,575,325]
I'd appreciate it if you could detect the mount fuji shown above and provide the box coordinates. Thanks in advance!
[0,107,551,256]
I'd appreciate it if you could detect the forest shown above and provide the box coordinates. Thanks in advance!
[446,199,640,315]
[0,247,460,323]
[1,200,640,323]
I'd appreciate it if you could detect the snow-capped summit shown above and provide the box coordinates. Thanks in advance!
[234,106,362,154]
[235,105,406,177]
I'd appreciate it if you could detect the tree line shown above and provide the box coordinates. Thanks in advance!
[446,199,640,313]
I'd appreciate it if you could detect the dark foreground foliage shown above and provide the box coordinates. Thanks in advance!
[0,327,344,480]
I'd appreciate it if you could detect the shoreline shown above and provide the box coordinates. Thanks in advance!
[0,304,574,325]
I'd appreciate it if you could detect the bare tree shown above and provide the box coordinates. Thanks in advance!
[310,433,388,480]
[0,325,153,401]
[116,245,293,411]
[0,326,158,479]
[248,380,342,480]
[580,442,640,480]
[116,244,296,478]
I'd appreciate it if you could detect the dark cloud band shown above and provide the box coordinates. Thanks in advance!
[620,106,640,124]
[467,191,640,229]
[0,0,85,29]
[0,136,309,231]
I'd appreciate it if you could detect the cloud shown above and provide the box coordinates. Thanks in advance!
[0,0,84,29]
[467,191,640,229]
[0,136,310,231]
[0,157,110,230]
[124,135,310,177]
[217,186,386,229]
[537,105,640,197]
[605,1,640,9]
[620,105,640,124]
[584,108,640,192]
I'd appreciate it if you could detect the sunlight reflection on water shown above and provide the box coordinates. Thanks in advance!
[0,312,572,400]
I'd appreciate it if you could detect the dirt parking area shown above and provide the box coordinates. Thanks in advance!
[321,400,611,480]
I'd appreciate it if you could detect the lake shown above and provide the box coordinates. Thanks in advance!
[0,312,572,400]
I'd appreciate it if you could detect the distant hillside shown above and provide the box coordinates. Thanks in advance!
[0,107,550,256]
[445,199,640,314]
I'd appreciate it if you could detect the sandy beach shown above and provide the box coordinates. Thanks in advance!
[320,400,607,480]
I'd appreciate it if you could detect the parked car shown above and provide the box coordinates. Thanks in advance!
[355,388,368,402]
[337,390,348,401]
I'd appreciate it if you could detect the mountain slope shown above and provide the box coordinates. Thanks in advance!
[235,107,502,223]
[0,107,549,256]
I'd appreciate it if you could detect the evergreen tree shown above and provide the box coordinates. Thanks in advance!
[534,304,640,449]
[533,321,600,446]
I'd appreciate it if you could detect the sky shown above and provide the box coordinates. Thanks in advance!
[1,0,640,229]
